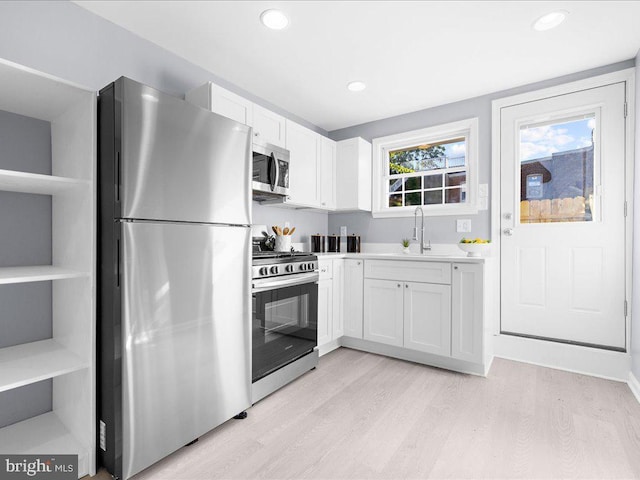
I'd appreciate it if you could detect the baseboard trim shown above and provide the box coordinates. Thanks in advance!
[318,338,341,357]
[341,337,487,376]
[493,334,631,382]
[629,372,640,404]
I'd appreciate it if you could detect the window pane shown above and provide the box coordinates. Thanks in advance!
[423,174,442,189]
[519,115,594,223]
[405,192,421,206]
[405,176,421,191]
[389,194,403,207]
[389,178,403,193]
[446,172,466,187]
[423,190,442,205]
[389,137,465,174]
[445,188,462,204]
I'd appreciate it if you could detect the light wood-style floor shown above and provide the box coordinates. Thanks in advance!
[93,348,640,479]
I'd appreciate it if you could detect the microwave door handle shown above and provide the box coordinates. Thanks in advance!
[269,152,278,192]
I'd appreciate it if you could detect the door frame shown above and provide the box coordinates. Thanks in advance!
[490,68,635,380]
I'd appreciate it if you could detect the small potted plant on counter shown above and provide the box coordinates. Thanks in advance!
[401,238,411,254]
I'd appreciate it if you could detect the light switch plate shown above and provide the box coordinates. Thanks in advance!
[479,197,488,210]
[479,183,489,197]
[340,226,347,237]
[457,219,472,233]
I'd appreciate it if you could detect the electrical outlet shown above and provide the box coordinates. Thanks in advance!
[479,197,488,210]
[340,226,347,237]
[284,221,290,229]
[457,219,472,233]
[479,183,489,197]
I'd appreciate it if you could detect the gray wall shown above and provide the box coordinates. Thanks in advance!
[253,202,328,246]
[0,110,53,426]
[632,49,640,381]
[0,1,328,239]
[328,60,635,245]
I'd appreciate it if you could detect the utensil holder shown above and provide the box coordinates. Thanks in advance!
[274,235,292,252]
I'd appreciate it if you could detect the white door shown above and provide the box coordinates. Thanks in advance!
[363,279,404,347]
[500,82,626,350]
[403,281,451,356]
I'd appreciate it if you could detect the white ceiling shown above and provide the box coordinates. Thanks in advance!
[74,1,640,132]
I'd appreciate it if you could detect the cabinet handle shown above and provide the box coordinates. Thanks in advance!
[357,261,361,265]
[397,283,401,288]
[405,284,408,288]
[454,266,458,270]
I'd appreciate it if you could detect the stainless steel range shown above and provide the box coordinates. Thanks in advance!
[251,242,319,403]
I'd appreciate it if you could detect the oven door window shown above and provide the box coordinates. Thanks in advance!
[252,282,318,382]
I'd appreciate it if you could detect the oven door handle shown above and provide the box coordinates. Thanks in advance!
[252,272,319,293]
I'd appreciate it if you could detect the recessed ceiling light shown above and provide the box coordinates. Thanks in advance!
[260,9,289,30]
[533,10,568,31]
[347,81,367,92]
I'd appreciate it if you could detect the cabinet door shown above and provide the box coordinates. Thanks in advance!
[403,282,451,356]
[363,279,404,347]
[317,279,333,347]
[286,120,320,207]
[332,260,344,338]
[320,137,336,209]
[451,263,484,363]
[253,104,286,147]
[343,259,364,338]
[210,83,253,126]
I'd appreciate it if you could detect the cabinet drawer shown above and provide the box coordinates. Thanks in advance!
[318,259,333,280]
[364,260,451,285]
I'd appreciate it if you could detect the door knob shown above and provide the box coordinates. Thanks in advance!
[504,228,514,236]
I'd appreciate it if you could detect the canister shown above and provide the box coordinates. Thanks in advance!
[347,234,361,253]
[311,234,325,253]
[327,234,340,253]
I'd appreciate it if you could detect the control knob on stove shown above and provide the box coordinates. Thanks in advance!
[300,263,307,271]
[270,266,279,275]
[307,263,315,271]
[259,267,268,276]
[285,264,294,273]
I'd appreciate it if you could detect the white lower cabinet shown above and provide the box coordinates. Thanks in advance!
[451,263,483,364]
[343,259,364,338]
[363,279,451,354]
[403,281,451,357]
[319,257,486,374]
[317,259,344,354]
[317,279,333,347]
[363,279,404,346]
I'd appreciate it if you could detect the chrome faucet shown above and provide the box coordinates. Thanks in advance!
[413,207,432,254]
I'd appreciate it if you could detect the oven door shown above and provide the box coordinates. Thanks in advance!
[252,273,318,382]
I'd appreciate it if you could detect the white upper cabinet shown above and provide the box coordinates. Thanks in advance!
[336,137,372,211]
[320,136,336,209]
[286,119,320,207]
[252,104,286,148]
[185,82,253,126]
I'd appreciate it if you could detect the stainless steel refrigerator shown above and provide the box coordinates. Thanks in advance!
[97,77,252,480]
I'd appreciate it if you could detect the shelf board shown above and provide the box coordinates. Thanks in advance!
[0,169,89,195]
[0,266,87,285]
[0,412,89,473]
[0,339,88,392]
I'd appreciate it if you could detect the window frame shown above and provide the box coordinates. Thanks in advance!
[372,117,479,217]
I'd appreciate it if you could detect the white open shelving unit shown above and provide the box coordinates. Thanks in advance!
[0,59,96,477]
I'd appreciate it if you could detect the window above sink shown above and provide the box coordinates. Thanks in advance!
[372,118,479,217]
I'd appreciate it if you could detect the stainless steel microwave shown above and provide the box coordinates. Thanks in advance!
[252,142,290,196]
